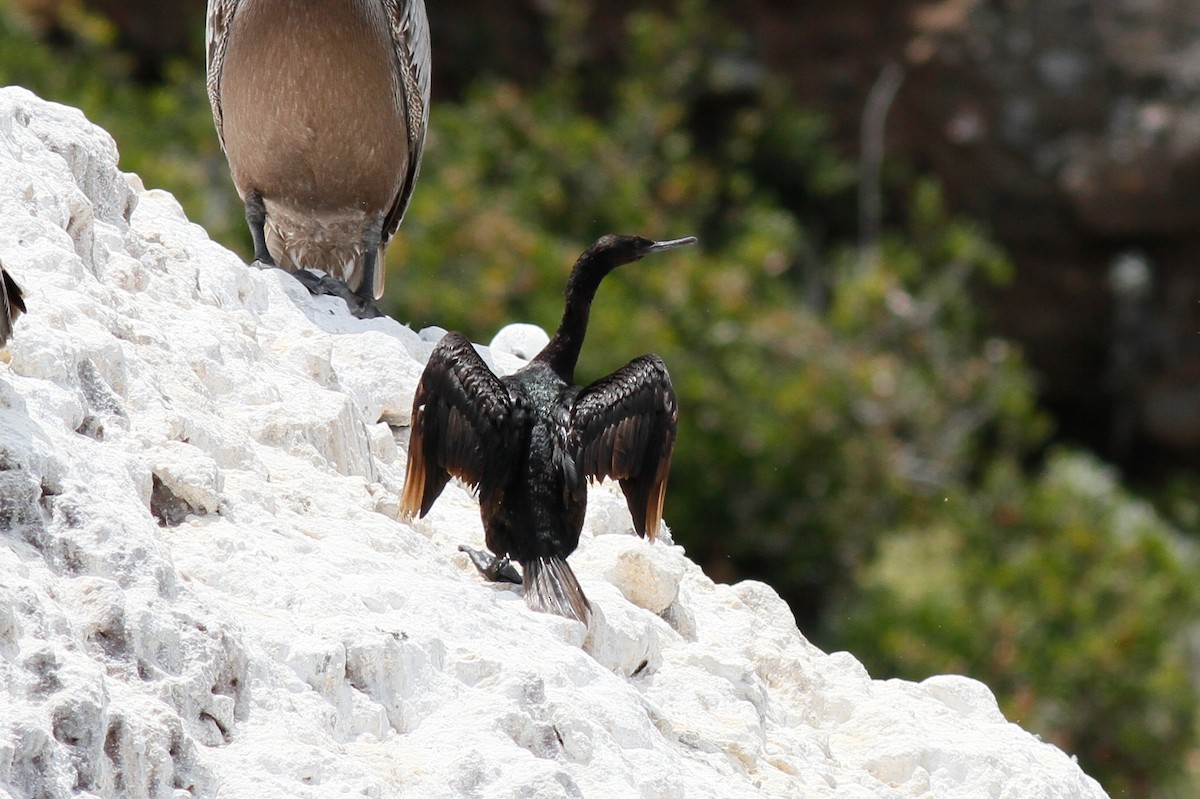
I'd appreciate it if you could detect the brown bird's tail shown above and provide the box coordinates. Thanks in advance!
[523,556,592,625]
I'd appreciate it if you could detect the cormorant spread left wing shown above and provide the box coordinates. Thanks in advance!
[569,355,678,539]
[401,332,518,519]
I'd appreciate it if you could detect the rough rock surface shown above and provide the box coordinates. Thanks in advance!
[0,86,1108,799]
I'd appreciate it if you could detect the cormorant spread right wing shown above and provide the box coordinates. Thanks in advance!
[569,355,678,539]
[401,332,518,519]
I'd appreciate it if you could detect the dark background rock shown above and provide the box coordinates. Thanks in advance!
[897,0,1200,468]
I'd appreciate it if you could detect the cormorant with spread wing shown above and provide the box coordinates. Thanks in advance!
[401,234,696,624]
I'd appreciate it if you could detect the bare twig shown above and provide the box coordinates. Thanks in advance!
[859,62,905,269]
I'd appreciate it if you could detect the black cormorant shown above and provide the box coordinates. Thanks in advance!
[205,0,431,318]
[400,234,696,623]
[1,263,25,347]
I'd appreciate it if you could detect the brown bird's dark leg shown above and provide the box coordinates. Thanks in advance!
[244,190,275,266]
[458,545,523,584]
[346,226,385,320]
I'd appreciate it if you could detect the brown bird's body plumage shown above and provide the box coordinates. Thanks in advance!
[206,0,430,310]
[401,235,695,624]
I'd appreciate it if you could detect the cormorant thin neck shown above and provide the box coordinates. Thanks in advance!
[534,235,697,381]
[536,251,610,381]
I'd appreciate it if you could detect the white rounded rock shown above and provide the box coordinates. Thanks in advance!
[489,322,550,361]
[587,535,687,614]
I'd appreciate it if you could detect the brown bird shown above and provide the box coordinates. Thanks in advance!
[1,263,25,347]
[205,0,431,317]
[401,234,696,624]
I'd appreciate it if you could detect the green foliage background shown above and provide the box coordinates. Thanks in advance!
[2,1,1198,796]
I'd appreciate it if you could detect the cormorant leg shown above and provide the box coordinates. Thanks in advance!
[244,190,275,266]
[458,545,523,584]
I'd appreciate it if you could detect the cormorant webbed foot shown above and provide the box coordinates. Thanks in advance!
[458,545,523,584]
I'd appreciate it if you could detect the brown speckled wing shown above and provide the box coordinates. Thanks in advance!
[380,0,431,249]
[204,0,239,148]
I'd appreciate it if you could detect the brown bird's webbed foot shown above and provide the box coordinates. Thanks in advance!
[285,268,386,319]
[458,545,523,584]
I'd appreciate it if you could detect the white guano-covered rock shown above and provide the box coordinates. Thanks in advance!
[0,86,1109,799]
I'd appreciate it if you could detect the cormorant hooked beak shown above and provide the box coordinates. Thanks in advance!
[644,236,698,255]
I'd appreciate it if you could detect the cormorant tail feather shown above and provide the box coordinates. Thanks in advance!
[523,556,592,625]
[399,441,426,520]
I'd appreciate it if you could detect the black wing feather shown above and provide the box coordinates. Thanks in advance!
[569,355,678,539]
[401,332,517,519]
[0,266,24,347]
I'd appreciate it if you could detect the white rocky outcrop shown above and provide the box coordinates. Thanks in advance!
[0,86,1108,799]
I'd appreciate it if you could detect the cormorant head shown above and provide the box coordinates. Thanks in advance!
[542,234,697,375]
[572,234,698,287]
